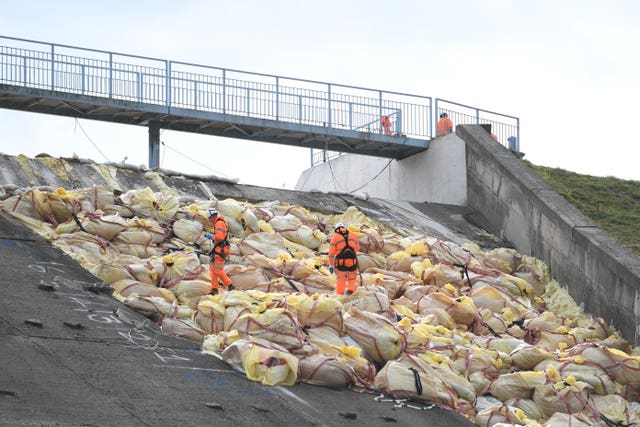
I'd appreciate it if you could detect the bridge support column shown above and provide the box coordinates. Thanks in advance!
[148,123,160,169]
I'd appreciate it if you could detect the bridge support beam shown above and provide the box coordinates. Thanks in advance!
[148,123,160,169]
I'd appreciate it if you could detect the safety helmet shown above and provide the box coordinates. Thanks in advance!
[334,223,345,231]
[207,208,218,217]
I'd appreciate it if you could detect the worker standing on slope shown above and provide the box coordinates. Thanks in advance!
[203,208,234,295]
[328,223,361,296]
[437,112,453,136]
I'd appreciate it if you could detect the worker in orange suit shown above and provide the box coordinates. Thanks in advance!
[437,112,453,136]
[328,223,361,296]
[203,207,234,294]
[380,115,392,135]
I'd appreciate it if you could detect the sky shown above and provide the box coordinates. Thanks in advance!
[1,0,639,189]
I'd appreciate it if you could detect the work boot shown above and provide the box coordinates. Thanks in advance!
[209,288,219,295]
[226,284,235,291]
[345,290,353,296]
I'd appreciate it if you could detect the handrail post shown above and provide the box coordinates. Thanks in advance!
[434,98,439,138]
[327,83,332,128]
[222,69,226,114]
[298,95,302,123]
[81,64,85,94]
[22,56,27,86]
[166,60,171,110]
[378,91,383,132]
[194,81,198,109]
[247,88,251,115]
[275,76,279,120]
[50,44,55,91]
[108,53,113,99]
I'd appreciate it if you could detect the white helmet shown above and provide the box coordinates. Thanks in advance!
[334,223,345,231]
[207,208,218,217]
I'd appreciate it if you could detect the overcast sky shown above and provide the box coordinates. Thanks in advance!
[1,0,639,189]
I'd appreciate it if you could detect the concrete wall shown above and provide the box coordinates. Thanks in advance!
[457,124,640,344]
[295,133,467,205]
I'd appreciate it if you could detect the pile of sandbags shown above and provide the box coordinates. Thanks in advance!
[3,183,640,426]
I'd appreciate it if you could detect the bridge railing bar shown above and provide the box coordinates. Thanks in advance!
[435,98,520,153]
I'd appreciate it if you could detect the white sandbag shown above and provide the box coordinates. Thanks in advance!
[171,218,203,244]
[160,317,207,341]
[297,354,355,388]
[239,232,288,259]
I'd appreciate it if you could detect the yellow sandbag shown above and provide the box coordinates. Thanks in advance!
[418,292,478,326]
[341,288,391,317]
[194,298,226,334]
[124,295,191,320]
[489,371,546,401]
[534,358,617,395]
[451,346,502,379]
[77,185,116,213]
[242,342,298,386]
[543,412,594,427]
[510,344,554,370]
[397,353,477,403]
[169,279,211,309]
[504,397,545,422]
[81,213,128,241]
[127,217,168,243]
[567,343,640,387]
[344,307,405,363]
[110,279,166,299]
[373,360,456,408]
[532,380,591,418]
[234,308,307,350]
[112,230,162,258]
[224,264,270,290]
[474,405,531,427]
[286,294,344,333]
[590,394,640,425]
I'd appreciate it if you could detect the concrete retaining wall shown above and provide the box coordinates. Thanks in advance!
[295,133,467,205]
[458,124,640,344]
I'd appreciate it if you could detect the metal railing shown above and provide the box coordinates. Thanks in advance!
[0,35,432,144]
[435,98,520,153]
[0,35,521,165]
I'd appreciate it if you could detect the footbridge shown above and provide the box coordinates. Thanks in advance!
[0,35,519,168]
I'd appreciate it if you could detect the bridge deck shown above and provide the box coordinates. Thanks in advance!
[0,36,431,165]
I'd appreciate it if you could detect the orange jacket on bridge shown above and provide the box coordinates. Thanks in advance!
[437,113,453,137]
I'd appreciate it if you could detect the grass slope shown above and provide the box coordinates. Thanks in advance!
[524,161,640,257]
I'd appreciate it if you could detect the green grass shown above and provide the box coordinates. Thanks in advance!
[522,160,640,257]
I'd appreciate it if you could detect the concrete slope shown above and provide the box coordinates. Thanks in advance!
[0,154,483,426]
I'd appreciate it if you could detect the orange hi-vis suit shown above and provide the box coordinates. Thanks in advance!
[207,215,232,290]
[328,226,361,295]
[380,115,392,135]
[437,117,453,136]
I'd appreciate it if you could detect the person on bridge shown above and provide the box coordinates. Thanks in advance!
[328,223,361,296]
[380,115,392,135]
[437,112,453,136]
[203,208,234,295]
